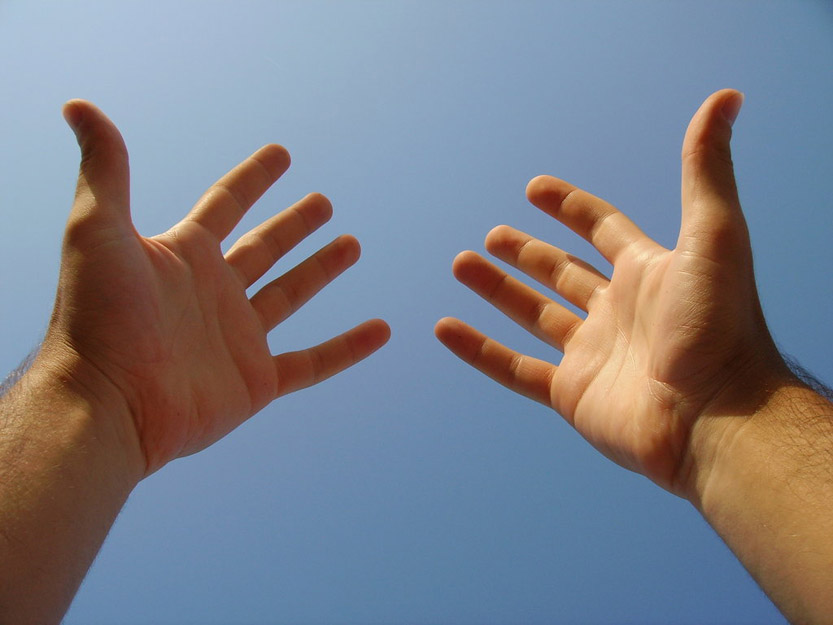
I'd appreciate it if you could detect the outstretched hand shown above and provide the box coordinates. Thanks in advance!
[45,101,390,476]
[436,90,790,497]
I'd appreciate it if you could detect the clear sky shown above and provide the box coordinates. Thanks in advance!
[1,2,832,624]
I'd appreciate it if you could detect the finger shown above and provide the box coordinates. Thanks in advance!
[63,100,131,231]
[679,89,749,259]
[434,317,556,406]
[485,225,608,311]
[186,144,291,241]
[225,192,333,287]
[525,175,651,264]
[452,251,582,351]
[273,319,391,396]
[251,234,361,332]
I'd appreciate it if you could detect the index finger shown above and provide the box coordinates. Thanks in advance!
[185,144,291,241]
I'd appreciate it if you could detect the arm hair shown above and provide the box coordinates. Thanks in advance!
[0,346,40,397]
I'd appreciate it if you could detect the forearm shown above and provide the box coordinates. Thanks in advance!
[0,361,142,624]
[689,380,833,625]
[0,347,38,397]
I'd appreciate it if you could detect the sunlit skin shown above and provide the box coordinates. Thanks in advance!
[0,100,389,623]
[48,100,391,476]
[0,91,830,625]
[436,90,783,496]
[436,90,833,624]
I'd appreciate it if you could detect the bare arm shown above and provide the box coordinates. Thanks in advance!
[0,101,390,623]
[692,380,833,624]
[436,90,833,624]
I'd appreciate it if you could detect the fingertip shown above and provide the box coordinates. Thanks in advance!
[484,224,515,252]
[525,175,567,208]
[720,90,745,127]
[679,90,747,253]
[62,100,84,132]
[434,317,482,364]
[293,192,333,233]
[374,318,392,342]
[62,100,108,135]
[261,142,290,162]
[62,100,130,215]
[338,233,362,264]
[305,192,334,220]
[452,249,478,262]
[685,89,745,145]
[255,143,292,178]
[451,250,481,280]
[434,316,462,342]
[319,234,361,272]
[60,100,126,157]
[525,174,553,194]
[361,318,392,350]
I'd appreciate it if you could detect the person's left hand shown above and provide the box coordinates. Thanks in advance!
[43,100,390,476]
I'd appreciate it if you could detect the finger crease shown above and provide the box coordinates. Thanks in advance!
[344,334,358,365]
[532,300,550,330]
[508,353,525,384]
[515,236,535,261]
[559,187,581,215]
[312,250,334,281]
[309,346,326,385]
[561,317,581,347]
[293,204,315,233]
[271,283,297,318]
[260,226,286,260]
[249,155,277,187]
[549,256,571,289]
[214,183,248,217]
[488,272,511,302]
[588,209,617,246]
[472,336,490,367]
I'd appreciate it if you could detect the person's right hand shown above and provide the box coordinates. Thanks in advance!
[436,90,791,497]
[40,100,390,476]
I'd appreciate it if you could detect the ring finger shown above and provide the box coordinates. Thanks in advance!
[452,250,582,351]
[250,234,360,332]
[485,225,608,311]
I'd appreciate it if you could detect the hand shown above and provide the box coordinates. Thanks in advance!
[44,100,390,476]
[435,90,790,497]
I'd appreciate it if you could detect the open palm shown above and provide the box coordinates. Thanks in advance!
[47,101,389,475]
[436,90,785,495]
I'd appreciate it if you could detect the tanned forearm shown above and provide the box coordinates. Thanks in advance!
[0,347,38,397]
[0,360,143,624]
[688,378,833,625]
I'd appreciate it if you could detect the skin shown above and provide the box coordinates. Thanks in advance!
[0,90,830,624]
[0,100,389,623]
[436,90,833,624]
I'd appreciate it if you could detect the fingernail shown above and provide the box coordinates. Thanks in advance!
[721,92,745,127]
[62,101,83,132]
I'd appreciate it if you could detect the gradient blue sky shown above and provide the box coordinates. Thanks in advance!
[1,2,832,624]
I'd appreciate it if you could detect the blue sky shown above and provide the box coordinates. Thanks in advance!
[1,2,832,623]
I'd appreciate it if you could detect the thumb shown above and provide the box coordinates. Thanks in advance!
[678,89,748,258]
[63,100,131,229]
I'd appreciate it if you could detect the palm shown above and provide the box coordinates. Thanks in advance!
[553,244,741,487]
[555,252,686,479]
[66,223,277,469]
[50,102,389,475]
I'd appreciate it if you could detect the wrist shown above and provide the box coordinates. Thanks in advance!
[21,344,147,486]
[0,350,145,623]
[680,378,833,623]
[682,373,832,510]
[671,349,793,506]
